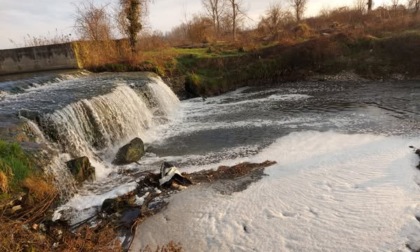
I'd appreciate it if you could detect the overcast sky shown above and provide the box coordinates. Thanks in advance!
[0,0,391,49]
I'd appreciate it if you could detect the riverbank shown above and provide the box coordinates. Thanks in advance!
[80,29,420,99]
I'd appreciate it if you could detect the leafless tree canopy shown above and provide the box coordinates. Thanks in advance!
[289,0,308,21]
[225,0,245,40]
[74,1,113,41]
[409,0,420,14]
[353,0,366,12]
[202,0,225,34]
[258,3,293,40]
[390,0,399,9]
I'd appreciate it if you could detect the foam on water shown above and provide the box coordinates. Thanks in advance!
[54,181,138,224]
[131,131,420,251]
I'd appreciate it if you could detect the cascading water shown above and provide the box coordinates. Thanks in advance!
[0,72,180,206]
[46,75,180,223]
[38,77,179,180]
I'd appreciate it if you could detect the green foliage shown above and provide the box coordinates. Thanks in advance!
[185,72,202,87]
[0,140,32,190]
[185,73,205,97]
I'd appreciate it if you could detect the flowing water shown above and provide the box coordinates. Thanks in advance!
[1,72,420,251]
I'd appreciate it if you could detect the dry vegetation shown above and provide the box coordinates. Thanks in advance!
[16,0,419,94]
[62,0,420,97]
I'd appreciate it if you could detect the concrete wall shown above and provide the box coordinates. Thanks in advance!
[0,43,81,75]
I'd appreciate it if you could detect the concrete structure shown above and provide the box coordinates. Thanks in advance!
[0,43,81,75]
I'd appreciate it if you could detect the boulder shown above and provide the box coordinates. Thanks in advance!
[113,138,145,165]
[66,157,95,183]
[101,198,121,215]
[101,194,137,215]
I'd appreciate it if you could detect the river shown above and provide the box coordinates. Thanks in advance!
[1,72,420,251]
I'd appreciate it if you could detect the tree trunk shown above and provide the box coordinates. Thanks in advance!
[232,1,237,41]
[367,0,373,12]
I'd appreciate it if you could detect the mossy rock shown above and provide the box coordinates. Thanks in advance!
[66,157,95,184]
[113,138,145,165]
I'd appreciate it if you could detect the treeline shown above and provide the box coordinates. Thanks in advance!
[19,0,420,47]
[168,0,420,46]
[15,0,420,72]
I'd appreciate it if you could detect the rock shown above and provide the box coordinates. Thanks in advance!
[120,208,141,228]
[101,198,120,215]
[101,195,136,215]
[113,138,145,165]
[66,157,95,183]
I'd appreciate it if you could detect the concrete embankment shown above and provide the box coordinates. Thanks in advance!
[0,43,81,75]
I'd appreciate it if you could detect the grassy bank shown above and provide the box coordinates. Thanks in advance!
[77,28,420,98]
[0,140,33,194]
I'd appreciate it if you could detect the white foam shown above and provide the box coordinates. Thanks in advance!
[54,181,138,224]
[130,131,420,251]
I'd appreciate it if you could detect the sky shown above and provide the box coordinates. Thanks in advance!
[0,0,391,50]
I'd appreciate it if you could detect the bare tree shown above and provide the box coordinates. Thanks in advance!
[74,1,113,41]
[225,0,245,41]
[258,4,293,40]
[409,0,420,14]
[353,0,367,12]
[289,0,307,21]
[391,0,399,9]
[202,0,225,35]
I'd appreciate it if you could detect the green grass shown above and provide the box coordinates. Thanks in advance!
[0,140,32,190]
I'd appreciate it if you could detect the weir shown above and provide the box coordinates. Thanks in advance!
[0,43,80,75]
[0,72,180,195]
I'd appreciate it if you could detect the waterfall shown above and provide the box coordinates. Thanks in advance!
[18,117,77,197]
[146,77,181,117]
[38,76,180,179]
